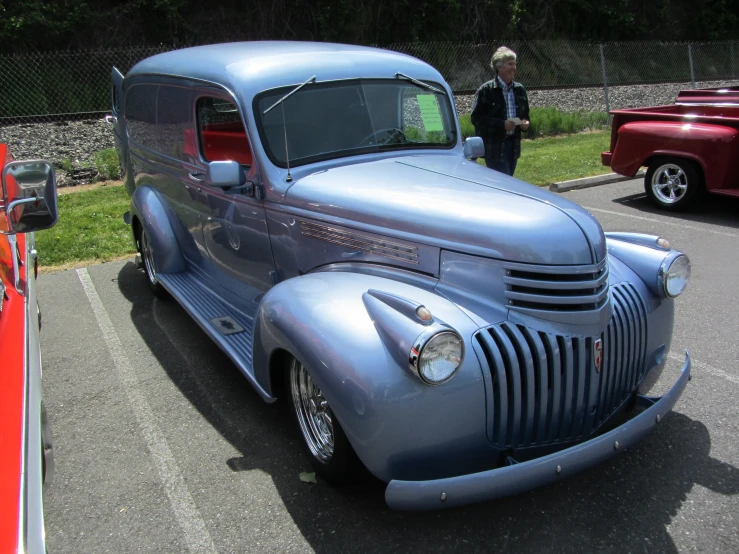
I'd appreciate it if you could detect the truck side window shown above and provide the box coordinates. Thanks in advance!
[196,97,252,166]
[157,85,195,164]
[125,84,158,151]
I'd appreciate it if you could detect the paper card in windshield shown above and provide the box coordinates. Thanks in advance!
[417,94,444,132]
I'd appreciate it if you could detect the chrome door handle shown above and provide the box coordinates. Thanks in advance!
[189,172,205,182]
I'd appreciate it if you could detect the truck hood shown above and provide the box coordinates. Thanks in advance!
[285,155,606,265]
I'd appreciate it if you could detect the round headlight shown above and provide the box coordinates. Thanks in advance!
[410,330,464,385]
[661,254,691,297]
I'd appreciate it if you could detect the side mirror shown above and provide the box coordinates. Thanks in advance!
[463,137,485,160]
[1,160,58,234]
[206,161,246,188]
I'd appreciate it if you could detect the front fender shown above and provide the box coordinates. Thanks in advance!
[252,271,493,482]
[130,186,185,274]
[605,235,678,393]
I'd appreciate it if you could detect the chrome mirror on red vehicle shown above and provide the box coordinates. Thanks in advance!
[1,160,58,234]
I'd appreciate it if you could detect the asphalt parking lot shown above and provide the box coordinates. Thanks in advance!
[40,178,739,553]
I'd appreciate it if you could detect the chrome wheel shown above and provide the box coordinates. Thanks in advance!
[289,359,334,463]
[141,230,158,286]
[650,163,688,204]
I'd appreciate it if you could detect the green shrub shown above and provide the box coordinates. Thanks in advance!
[527,107,609,138]
[459,114,475,139]
[61,158,73,172]
[94,148,121,180]
[460,107,609,140]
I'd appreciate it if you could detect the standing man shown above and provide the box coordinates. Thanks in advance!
[470,46,530,176]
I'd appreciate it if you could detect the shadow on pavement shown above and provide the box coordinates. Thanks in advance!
[117,260,739,553]
[612,190,739,230]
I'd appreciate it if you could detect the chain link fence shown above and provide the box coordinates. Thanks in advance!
[390,40,739,134]
[0,46,173,125]
[1,41,738,125]
[388,40,739,93]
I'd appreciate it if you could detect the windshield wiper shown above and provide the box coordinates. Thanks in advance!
[263,75,317,114]
[263,75,316,182]
[395,72,446,95]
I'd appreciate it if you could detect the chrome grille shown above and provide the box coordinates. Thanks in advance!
[503,258,609,312]
[475,283,648,448]
[300,221,419,264]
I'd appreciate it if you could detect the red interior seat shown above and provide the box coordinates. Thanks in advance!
[200,122,252,165]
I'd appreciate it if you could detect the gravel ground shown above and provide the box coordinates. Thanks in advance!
[455,79,739,117]
[1,79,737,186]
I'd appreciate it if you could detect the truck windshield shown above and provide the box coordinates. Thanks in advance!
[254,78,456,168]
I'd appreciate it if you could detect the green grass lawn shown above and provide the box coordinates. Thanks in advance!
[36,130,612,269]
[513,131,611,185]
[36,184,134,268]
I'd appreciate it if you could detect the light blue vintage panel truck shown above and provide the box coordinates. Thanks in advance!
[109,42,692,510]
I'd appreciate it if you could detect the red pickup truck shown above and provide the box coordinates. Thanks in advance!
[601,98,739,211]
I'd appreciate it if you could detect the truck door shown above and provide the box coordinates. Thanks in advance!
[194,95,276,304]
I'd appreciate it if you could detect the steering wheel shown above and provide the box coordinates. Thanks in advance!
[358,127,407,146]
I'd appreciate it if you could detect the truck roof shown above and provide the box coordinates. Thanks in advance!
[126,41,445,98]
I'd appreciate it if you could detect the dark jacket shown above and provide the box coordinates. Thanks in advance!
[470,78,530,162]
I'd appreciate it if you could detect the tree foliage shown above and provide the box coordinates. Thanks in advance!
[1,0,737,54]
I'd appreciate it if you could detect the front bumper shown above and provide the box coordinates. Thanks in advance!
[385,351,691,511]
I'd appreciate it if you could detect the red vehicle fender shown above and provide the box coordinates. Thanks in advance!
[0,243,26,554]
[608,121,739,190]
[0,144,28,554]
[0,143,12,164]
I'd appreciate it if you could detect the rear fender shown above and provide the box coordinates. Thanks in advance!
[130,186,185,274]
[612,121,738,187]
[252,271,489,481]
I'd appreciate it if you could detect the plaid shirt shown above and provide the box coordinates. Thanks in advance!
[498,76,516,136]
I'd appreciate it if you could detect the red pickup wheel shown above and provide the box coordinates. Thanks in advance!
[644,157,702,211]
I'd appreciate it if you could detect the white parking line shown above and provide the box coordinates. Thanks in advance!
[583,206,739,238]
[76,268,218,554]
[669,352,739,386]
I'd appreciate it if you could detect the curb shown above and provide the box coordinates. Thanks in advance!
[549,170,645,193]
